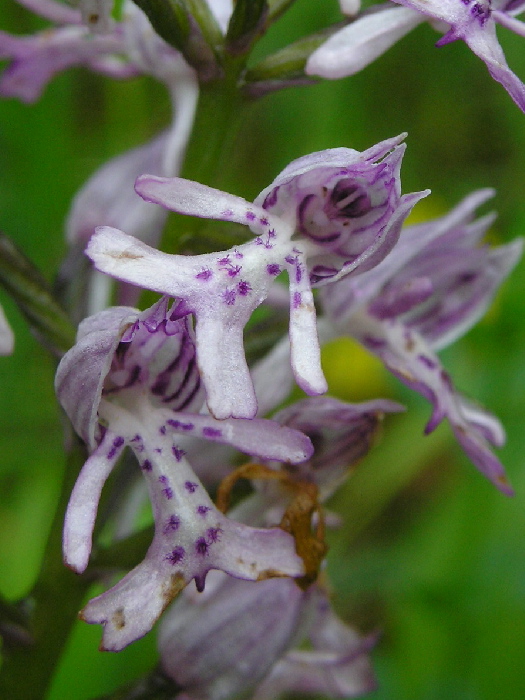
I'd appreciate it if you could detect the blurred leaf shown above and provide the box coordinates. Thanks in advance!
[226,0,268,55]
[0,233,75,356]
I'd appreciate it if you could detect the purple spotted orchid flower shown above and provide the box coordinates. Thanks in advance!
[159,572,377,700]
[321,190,523,494]
[307,1,525,113]
[55,296,313,650]
[86,135,428,419]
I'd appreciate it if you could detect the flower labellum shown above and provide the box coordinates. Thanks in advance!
[56,298,313,650]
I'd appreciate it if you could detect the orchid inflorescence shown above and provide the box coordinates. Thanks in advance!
[1,1,524,698]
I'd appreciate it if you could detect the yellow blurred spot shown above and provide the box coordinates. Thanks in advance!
[404,196,446,226]
[321,336,392,402]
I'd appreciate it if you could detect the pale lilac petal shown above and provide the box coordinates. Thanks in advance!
[80,0,114,33]
[322,192,522,353]
[287,255,327,396]
[415,238,523,351]
[255,135,407,203]
[306,6,423,79]
[391,0,476,26]
[0,26,125,103]
[251,334,295,416]
[337,188,496,314]
[159,411,313,464]
[86,227,195,297]
[253,593,377,699]
[464,21,525,112]
[458,395,505,446]
[193,311,258,419]
[0,305,14,355]
[63,429,125,573]
[339,0,361,16]
[55,306,138,447]
[159,575,309,700]
[274,396,405,499]
[135,174,276,237]
[392,0,525,112]
[493,9,525,36]
[208,0,234,34]
[352,316,513,494]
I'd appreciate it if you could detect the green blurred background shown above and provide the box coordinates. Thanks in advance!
[1,1,525,698]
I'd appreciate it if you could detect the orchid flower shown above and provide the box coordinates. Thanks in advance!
[159,572,377,700]
[55,297,313,650]
[321,190,523,494]
[307,0,525,113]
[86,135,428,419]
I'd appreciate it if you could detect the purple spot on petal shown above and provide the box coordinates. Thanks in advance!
[166,546,185,565]
[141,459,153,472]
[163,515,181,534]
[185,481,198,494]
[195,537,209,556]
[167,419,194,431]
[293,291,302,309]
[159,475,173,499]
[223,289,236,305]
[195,574,206,592]
[263,188,278,209]
[440,370,454,391]
[218,256,230,266]
[221,209,234,218]
[418,354,437,370]
[267,263,281,276]
[237,280,251,296]
[203,427,222,437]
[196,268,213,281]
[285,255,296,265]
[234,249,243,259]
[295,265,302,283]
[159,425,167,435]
[246,211,256,221]
[207,527,222,543]
[260,216,269,225]
[363,335,386,350]
[197,505,211,516]
[107,436,125,460]
[172,445,186,461]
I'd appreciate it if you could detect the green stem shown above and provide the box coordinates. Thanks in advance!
[0,435,93,700]
[160,69,252,253]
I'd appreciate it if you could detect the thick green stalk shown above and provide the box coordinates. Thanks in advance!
[160,69,252,253]
[0,436,93,700]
